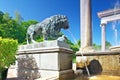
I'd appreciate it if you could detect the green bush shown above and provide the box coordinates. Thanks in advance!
[0,37,18,71]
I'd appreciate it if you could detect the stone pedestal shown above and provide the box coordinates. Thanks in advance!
[17,40,74,80]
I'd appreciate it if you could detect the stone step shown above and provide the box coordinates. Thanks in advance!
[35,75,58,80]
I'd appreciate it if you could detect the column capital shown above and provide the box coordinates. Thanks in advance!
[100,20,107,27]
[100,22,107,27]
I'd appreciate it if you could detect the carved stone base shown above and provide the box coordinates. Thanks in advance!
[35,69,74,80]
[79,46,94,53]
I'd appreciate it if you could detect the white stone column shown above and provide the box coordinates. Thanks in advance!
[80,0,92,51]
[85,0,92,47]
[80,0,86,48]
[101,23,106,51]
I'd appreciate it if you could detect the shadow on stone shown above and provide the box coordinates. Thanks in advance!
[75,75,89,80]
[17,54,41,80]
[7,78,21,80]
[82,59,103,75]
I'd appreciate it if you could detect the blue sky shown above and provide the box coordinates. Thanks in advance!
[0,0,120,45]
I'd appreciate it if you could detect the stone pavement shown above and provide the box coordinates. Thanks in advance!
[6,66,21,80]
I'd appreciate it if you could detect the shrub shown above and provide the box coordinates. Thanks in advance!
[0,37,18,71]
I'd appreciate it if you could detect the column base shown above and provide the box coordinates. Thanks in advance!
[79,46,94,53]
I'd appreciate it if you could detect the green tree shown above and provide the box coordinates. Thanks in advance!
[14,11,23,24]
[66,39,80,63]
[93,43,101,50]
[66,39,80,52]
[0,19,25,43]
[93,41,111,50]
[0,11,4,23]
[0,11,25,43]
[21,20,38,30]
[0,11,38,43]
[2,12,11,21]
[106,41,111,49]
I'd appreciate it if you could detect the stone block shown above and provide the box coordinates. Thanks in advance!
[40,53,72,70]
[36,69,74,80]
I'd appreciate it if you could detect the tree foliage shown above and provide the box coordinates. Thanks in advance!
[0,11,38,43]
[0,11,4,23]
[0,37,18,71]
[93,43,101,50]
[14,11,23,24]
[106,41,112,49]
[66,39,80,52]
[93,41,111,50]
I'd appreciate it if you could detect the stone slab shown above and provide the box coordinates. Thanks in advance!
[18,40,70,51]
[36,69,74,80]
[40,53,72,70]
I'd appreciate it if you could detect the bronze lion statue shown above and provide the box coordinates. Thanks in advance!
[27,15,69,44]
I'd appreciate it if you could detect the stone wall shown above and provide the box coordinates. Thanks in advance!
[76,51,120,75]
